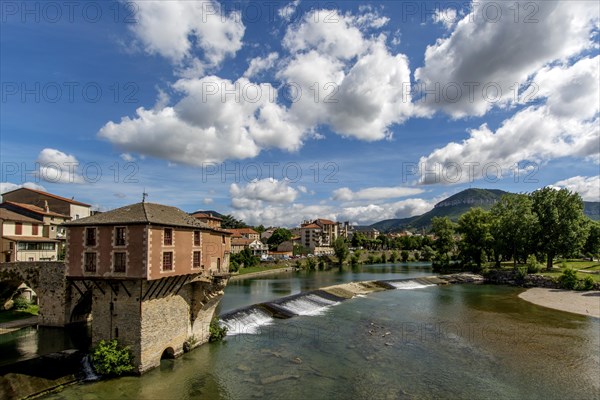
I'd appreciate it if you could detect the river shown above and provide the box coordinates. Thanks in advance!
[9,263,600,399]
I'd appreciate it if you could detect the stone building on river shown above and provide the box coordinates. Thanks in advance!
[64,201,231,373]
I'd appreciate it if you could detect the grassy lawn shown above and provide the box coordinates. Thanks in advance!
[0,304,38,324]
[534,260,600,283]
[490,260,600,283]
[235,264,291,276]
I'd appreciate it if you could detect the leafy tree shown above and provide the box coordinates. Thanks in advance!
[431,217,456,258]
[531,188,587,270]
[377,234,389,250]
[389,251,398,263]
[293,244,309,256]
[221,215,248,229]
[457,208,493,270]
[230,248,259,268]
[431,217,456,271]
[420,245,435,261]
[306,257,317,271]
[401,250,409,262]
[490,194,537,267]
[583,220,600,260]
[381,252,387,263]
[267,228,292,249]
[351,232,366,248]
[333,237,349,265]
[254,225,266,234]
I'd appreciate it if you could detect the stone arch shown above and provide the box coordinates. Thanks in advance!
[0,262,42,306]
[0,262,69,326]
[161,347,175,360]
[69,289,92,323]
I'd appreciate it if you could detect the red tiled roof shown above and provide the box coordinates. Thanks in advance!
[0,209,40,223]
[191,212,222,221]
[232,238,253,246]
[226,228,258,235]
[316,218,336,225]
[301,223,321,229]
[3,202,70,218]
[3,235,59,242]
[2,188,91,207]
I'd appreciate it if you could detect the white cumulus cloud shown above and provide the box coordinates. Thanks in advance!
[128,0,244,72]
[36,148,84,184]
[418,56,600,185]
[230,178,299,209]
[332,186,424,201]
[415,0,599,118]
[552,176,600,202]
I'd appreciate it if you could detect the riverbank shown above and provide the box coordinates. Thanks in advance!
[0,316,38,335]
[518,288,600,318]
[230,266,296,280]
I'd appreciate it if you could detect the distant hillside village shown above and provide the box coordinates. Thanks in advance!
[0,188,432,264]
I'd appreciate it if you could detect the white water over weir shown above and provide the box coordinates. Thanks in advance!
[220,308,274,336]
[219,275,482,336]
[278,294,339,316]
[389,280,436,290]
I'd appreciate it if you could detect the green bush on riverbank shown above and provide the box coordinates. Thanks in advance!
[91,340,134,377]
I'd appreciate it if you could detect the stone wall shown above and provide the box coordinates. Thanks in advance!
[0,262,69,326]
[90,280,143,368]
[88,276,227,374]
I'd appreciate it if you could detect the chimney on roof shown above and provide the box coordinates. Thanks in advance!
[44,200,49,213]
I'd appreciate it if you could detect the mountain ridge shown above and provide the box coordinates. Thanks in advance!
[370,188,599,233]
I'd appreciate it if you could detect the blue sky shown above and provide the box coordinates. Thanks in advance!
[1,0,599,226]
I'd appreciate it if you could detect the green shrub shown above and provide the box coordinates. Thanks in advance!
[183,336,197,353]
[401,250,409,263]
[209,318,228,342]
[306,257,317,271]
[515,266,528,282]
[350,254,359,266]
[229,260,240,273]
[526,255,542,273]
[579,276,595,291]
[318,259,326,270]
[12,297,30,311]
[91,340,134,377]
[558,268,578,290]
[380,253,387,263]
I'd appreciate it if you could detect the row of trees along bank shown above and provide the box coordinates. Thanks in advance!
[430,187,599,272]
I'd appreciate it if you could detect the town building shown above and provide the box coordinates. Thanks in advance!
[0,208,60,262]
[225,228,260,241]
[1,201,70,239]
[190,212,223,229]
[1,187,91,220]
[64,201,231,373]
